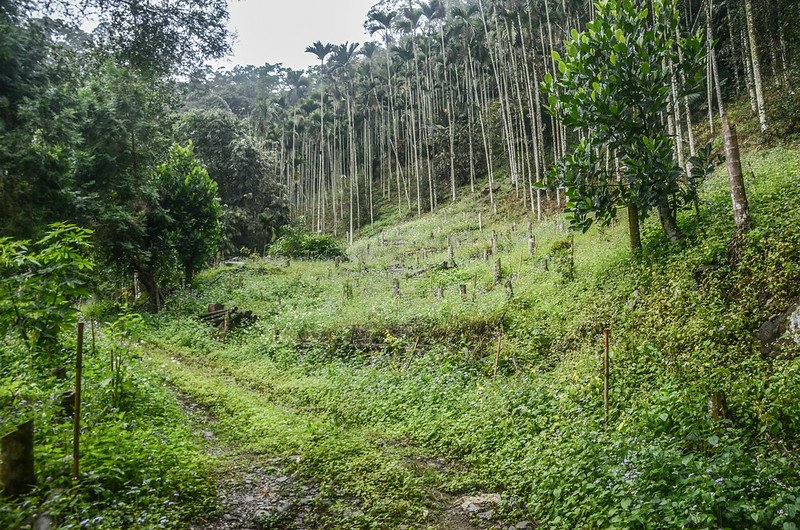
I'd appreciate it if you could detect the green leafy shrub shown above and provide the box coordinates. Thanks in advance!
[269,226,346,260]
[0,223,94,368]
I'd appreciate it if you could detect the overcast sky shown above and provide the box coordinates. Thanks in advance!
[213,0,379,71]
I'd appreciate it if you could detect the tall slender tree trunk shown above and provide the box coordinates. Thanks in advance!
[628,204,642,253]
[744,0,768,132]
[741,24,758,114]
[723,116,752,234]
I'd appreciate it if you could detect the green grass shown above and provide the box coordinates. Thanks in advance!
[139,140,800,529]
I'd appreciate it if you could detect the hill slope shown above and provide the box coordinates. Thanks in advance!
[145,141,800,528]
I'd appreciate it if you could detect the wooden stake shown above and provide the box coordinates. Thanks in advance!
[493,328,504,380]
[603,329,610,427]
[494,258,502,285]
[72,322,84,481]
[403,336,421,370]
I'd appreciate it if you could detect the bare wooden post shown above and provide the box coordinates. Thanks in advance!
[493,258,502,285]
[603,329,610,427]
[392,278,401,298]
[482,249,489,261]
[459,284,467,300]
[1,421,35,496]
[708,391,731,423]
[73,322,84,481]
[528,235,536,256]
[491,231,498,255]
[478,212,483,232]
[447,238,454,266]
[472,273,478,300]
[91,320,96,356]
[493,328,504,380]
[570,233,576,275]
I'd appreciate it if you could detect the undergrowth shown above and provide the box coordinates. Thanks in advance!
[141,143,800,528]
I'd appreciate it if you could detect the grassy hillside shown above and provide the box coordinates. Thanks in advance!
[141,135,800,529]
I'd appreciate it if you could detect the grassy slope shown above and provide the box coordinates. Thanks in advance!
[146,113,800,528]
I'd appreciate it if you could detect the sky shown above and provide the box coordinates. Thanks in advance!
[213,0,379,71]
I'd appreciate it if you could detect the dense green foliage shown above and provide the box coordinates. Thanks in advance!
[0,224,94,368]
[0,2,285,309]
[544,0,705,242]
[0,230,212,528]
[177,109,288,253]
[269,226,347,260]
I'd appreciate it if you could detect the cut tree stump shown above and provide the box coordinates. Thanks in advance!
[1,421,35,497]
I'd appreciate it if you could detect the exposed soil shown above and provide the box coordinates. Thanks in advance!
[178,399,324,530]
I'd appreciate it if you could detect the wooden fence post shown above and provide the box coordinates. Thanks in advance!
[493,328,504,380]
[447,238,454,266]
[603,329,610,427]
[72,322,84,481]
[494,258,502,285]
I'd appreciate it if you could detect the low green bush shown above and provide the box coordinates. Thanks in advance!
[268,226,346,260]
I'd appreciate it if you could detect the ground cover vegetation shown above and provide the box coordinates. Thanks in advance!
[2,0,800,528]
[144,138,800,528]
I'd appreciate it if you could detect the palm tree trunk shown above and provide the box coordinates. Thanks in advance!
[744,0,768,132]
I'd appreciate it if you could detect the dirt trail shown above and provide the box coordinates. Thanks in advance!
[169,368,525,530]
[179,399,323,530]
